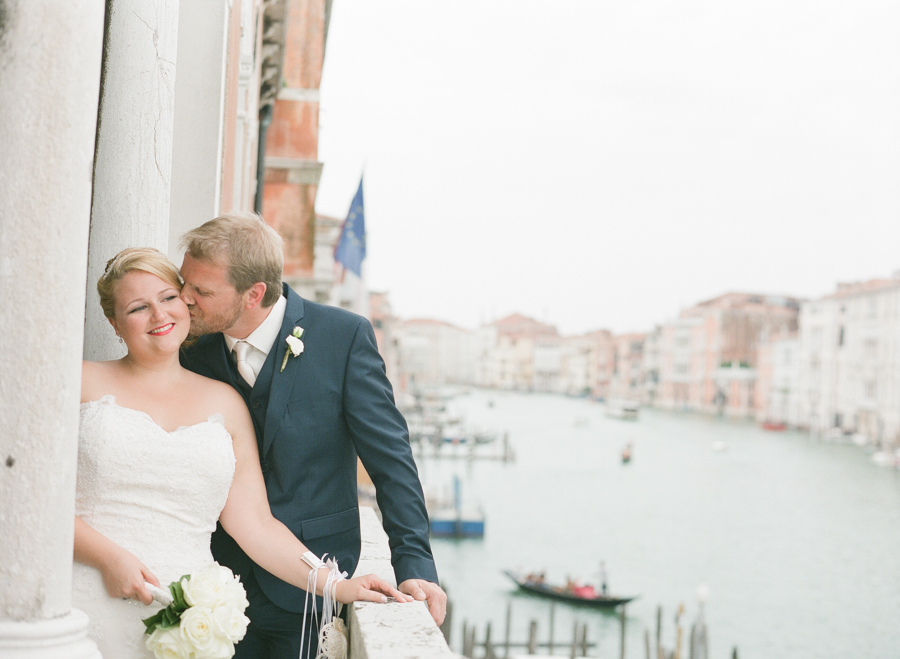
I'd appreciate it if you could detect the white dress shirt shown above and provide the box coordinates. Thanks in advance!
[223,294,287,383]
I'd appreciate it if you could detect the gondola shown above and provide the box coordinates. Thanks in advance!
[504,570,637,608]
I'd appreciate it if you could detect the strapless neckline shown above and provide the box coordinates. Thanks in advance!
[81,394,227,435]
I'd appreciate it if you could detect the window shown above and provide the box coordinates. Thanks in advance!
[864,338,878,360]
[810,327,822,347]
[865,380,877,399]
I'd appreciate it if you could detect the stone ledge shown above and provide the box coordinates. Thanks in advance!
[350,507,456,659]
[264,158,323,185]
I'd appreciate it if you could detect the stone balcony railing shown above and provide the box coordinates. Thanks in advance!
[349,507,456,659]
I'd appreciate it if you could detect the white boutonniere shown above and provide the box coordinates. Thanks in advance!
[280,326,304,372]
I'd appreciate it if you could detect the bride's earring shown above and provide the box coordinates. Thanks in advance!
[118,337,123,344]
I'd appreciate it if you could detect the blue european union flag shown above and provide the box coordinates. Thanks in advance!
[334,177,367,277]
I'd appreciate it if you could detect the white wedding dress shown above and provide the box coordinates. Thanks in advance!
[73,395,236,659]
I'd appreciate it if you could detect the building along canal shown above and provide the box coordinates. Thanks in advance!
[417,388,900,658]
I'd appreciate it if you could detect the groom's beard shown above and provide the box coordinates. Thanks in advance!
[187,300,244,337]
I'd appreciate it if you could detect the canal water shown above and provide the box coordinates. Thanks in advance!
[417,389,900,659]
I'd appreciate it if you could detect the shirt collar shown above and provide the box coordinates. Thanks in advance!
[223,294,287,357]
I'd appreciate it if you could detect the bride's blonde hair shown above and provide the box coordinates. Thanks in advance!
[97,247,182,319]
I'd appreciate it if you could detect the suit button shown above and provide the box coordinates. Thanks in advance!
[252,402,260,409]
[261,462,270,473]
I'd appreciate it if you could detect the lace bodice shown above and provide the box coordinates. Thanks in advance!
[73,395,236,658]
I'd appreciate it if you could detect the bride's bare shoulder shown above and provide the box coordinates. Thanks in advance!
[183,371,245,407]
[81,360,122,402]
[182,373,252,436]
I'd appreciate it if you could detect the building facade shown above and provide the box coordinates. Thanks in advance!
[796,278,900,444]
[655,293,800,417]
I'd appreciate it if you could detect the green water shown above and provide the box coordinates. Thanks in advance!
[419,389,900,659]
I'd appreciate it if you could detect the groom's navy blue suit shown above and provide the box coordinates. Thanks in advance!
[181,284,437,655]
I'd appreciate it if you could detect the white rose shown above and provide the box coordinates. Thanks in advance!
[212,604,250,643]
[220,576,249,613]
[286,335,304,356]
[182,565,227,608]
[145,626,192,659]
[179,606,221,654]
[206,636,236,659]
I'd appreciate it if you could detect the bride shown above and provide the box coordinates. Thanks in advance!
[73,247,411,658]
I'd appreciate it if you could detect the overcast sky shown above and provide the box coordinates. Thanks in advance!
[315,1,900,335]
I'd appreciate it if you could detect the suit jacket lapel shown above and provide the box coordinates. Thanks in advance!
[262,285,305,458]
[207,334,243,390]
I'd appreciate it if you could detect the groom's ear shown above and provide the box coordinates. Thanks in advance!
[243,282,267,310]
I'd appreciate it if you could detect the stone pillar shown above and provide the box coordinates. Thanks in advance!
[168,0,230,259]
[0,1,104,657]
[84,0,180,361]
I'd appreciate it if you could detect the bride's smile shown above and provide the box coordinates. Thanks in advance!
[148,323,175,335]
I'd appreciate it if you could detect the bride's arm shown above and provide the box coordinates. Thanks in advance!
[219,403,412,605]
[75,361,159,604]
[74,515,160,604]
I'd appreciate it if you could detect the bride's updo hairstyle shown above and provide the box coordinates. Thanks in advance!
[97,247,183,319]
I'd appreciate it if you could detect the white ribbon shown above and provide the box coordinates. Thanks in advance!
[299,554,348,659]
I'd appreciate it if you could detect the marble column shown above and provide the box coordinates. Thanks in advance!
[84,0,181,361]
[0,0,104,656]
[168,0,230,260]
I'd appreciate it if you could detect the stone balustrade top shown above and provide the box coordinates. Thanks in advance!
[350,507,458,659]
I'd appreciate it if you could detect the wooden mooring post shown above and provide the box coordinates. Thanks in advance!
[656,605,663,659]
[484,621,494,659]
[528,620,538,655]
[467,619,593,658]
[503,601,512,659]
[462,601,724,659]
[440,598,453,644]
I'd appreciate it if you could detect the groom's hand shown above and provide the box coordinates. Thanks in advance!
[399,579,447,625]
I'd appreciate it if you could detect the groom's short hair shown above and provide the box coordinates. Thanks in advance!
[180,212,284,308]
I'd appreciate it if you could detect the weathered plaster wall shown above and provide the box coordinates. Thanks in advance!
[84,0,180,361]
[262,0,326,282]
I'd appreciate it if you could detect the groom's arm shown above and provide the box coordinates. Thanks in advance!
[341,318,439,586]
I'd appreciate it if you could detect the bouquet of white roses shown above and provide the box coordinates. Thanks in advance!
[142,563,250,659]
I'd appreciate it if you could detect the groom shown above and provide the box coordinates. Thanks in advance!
[178,212,444,659]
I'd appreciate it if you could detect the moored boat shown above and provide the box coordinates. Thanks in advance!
[428,474,485,538]
[606,399,639,420]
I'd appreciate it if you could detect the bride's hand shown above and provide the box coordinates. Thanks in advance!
[333,574,415,605]
[100,547,160,605]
